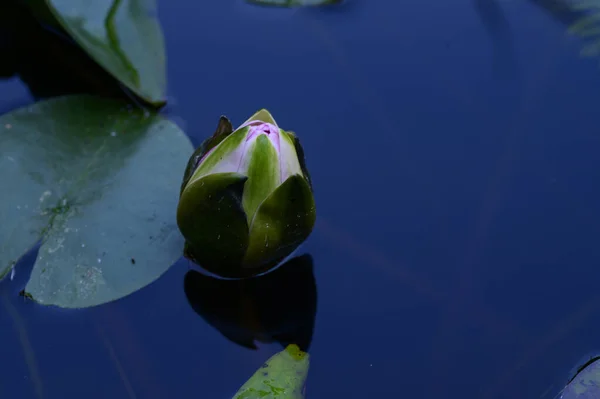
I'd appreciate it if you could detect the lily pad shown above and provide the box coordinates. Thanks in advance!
[28,0,167,106]
[562,355,600,398]
[246,0,342,7]
[0,95,193,308]
[232,344,310,399]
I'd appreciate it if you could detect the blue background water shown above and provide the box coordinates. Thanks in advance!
[2,0,600,398]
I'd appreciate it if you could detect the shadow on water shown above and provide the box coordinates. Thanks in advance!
[0,0,133,108]
[183,254,317,352]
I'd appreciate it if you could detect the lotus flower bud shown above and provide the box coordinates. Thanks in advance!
[177,109,316,278]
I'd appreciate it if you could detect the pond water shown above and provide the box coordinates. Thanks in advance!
[3,0,600,398]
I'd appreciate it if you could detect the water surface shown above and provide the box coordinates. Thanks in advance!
[2,0,600,398]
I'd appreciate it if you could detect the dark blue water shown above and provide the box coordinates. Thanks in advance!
[3,0,600,398]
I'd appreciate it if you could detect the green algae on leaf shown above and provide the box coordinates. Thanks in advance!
[27,0,167,107]
[246,0,342,7]
[0,95,193,308]
[232,344,309,399]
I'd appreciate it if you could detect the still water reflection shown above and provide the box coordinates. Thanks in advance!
[3,0,600,398]
[184,254,317,352]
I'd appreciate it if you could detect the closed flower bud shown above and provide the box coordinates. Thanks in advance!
[177,110,316,278]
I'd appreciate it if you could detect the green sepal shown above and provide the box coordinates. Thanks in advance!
[243,109,278,126]
[242,134,281,225]
[285,131,313,191]
[243,175,316,271]
[179,116,233,195]
[177,172,250,277]
[232,344,309,399]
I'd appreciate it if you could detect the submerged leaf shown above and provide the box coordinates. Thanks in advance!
[246,0,342,7]
[581,39,600,55]
[572,25,600,37]
[571,0,600,11]
[568,13,600,34]
[562,0,600,71]
[28,0,167,106]
[0,95,193,308]
[232,344,309,399]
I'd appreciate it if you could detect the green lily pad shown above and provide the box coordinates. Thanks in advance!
[562,355,600,398]
[246,0,342,7]
[0,95,193,308]
[28,0,167,107]
[232,344,310,399]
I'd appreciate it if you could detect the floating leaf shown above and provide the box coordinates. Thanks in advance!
[1,0,133,102]
[0,95,193,308]
[562,355,600,398]
[232,344,309,399]
[28,0,167,107]
[246,0,342,7]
